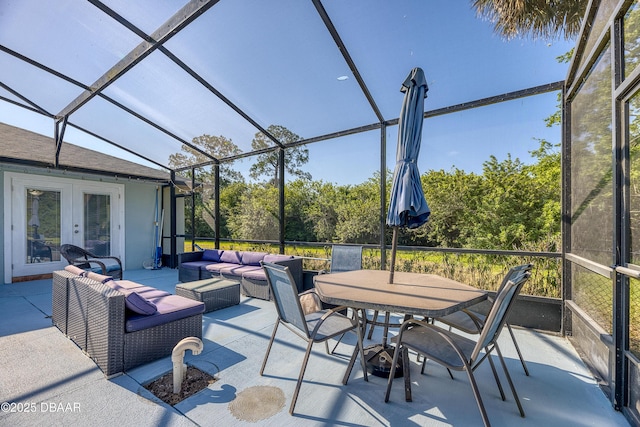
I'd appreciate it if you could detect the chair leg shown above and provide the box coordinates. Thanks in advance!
[402,347,412,402]
[385,345,412,402]
[507,323,530,376]
[495,344,525,417]
[343,309,369,384]
[369,310,384,339]
[384,341,402,402]
[420,357,453,379]
[290,340,314,415]
[486,350,506,401]
[464,364,491,427]
[330,308,360,355]
[260,321,280,375]
[329,334,345,354]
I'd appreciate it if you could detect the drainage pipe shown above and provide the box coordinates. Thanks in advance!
[172,337,204,394]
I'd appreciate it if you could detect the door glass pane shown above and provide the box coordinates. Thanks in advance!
[26,189,60,263]
[84,194,111,256]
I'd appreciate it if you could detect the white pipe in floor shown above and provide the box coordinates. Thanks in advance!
[171,337,204,394]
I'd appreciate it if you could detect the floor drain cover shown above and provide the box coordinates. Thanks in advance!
[228,385,285,422]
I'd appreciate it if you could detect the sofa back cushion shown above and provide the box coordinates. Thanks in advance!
[242,252,267,266]
[263,254,294,263]
[202,249,224,262]
[86,271,114,283]
[220,250,242,264]
[105,280,144,291]
[64,265,87,276]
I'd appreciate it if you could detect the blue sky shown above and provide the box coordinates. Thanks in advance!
[0,0,575,185]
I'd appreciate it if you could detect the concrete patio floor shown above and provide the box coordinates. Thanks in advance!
[0,268,630,426]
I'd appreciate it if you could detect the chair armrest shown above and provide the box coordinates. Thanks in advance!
[79,259,108,274]
[87,255,122,268]
[178,251,204,264]
[461,308,485,330]
[299,289,323,315]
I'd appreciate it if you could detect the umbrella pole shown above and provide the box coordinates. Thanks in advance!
[389,227,398,283]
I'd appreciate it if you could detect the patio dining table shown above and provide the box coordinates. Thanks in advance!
[313,269,487,377]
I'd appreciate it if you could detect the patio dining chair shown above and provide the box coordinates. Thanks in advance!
[314,245,363,353]
[260,261,368,414]
[327,244,363,273]
[434,263,533,376]
[60,243,123,280]
[384,269,531,427]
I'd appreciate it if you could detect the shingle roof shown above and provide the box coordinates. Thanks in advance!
[0,122,170,182]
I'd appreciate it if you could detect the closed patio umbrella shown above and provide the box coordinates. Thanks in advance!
[387,67,430,283]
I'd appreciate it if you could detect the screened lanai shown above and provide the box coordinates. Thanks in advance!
[2,0,639,425]
[0,0,570,270]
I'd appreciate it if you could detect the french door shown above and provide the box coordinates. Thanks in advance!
[4,172,124,282]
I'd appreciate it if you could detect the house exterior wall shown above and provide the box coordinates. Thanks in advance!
[0,166,178,284]
[124,181,162,271]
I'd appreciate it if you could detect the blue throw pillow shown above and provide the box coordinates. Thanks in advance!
[124,292,157,315]
[202,249,223,262]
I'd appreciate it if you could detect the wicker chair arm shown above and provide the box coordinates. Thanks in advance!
[178,251,205,263]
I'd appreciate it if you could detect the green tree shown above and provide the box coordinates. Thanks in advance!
[303,180,342,242]
[472,0,587,40]
[226,184,279,240]
[250,125,311,184]
[218,180,248,239]
[169,134,244,240]
[285,179,316,241]
[417,169,483,247]
[168,134,243,185]
[334,175,381,244]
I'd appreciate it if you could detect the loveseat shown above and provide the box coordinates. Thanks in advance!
[178,250,303,300]
[52,266,204,376]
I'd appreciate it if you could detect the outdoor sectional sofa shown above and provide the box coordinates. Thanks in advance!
[178,249,303,300]
[52,266,204,376]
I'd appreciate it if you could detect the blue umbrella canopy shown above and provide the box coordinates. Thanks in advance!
[387,67,430,282]
[387,67,430,228]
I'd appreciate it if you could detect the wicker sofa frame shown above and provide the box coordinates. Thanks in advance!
[52,269,75,335]
[52,271,203,376]
[178,251,303,300]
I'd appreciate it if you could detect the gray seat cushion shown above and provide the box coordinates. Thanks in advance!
[242,268,267,281]
[125,294,205,332]
[205,262,241,274]
[219,265,261,277]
